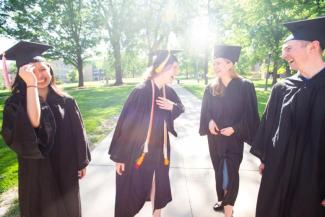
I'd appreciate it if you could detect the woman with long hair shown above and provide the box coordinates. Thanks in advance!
[199,45,259,217]
[109,50,184,217]
[1,41,91,217]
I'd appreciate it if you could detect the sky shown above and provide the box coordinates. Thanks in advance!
[0,37,18,70]
[0,36,16,53]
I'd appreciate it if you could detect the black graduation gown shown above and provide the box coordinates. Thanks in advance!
[199,78,259,206]
[250,69,325,217]
[1,87,91,217]
[109,80,184,217]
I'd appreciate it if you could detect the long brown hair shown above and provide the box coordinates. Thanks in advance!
[210,60,239,96]
[11,60,68,97]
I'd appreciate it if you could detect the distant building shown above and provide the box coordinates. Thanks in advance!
[49,60,73,82]
[92,68,105,81]
[50,60,99,82]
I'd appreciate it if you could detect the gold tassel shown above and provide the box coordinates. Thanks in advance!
[134,153,145,169]
[164,158,169,166]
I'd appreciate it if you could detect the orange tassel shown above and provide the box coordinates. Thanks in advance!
[134,153,145,169]
[164,158,169,166]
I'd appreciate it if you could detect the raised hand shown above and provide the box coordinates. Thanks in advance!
[18,64,37,86]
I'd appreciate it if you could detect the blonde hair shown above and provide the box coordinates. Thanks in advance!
[210,62,239,96]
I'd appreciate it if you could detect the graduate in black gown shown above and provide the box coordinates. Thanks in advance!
[250,16,325,217]
[109,50,184,217]
[199,45,259,217]
[1,41,91,217]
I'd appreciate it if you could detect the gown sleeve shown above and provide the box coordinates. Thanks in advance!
[166,87,185,137]
[250,83,283,162]
[1,96,56,159]
[199,86,212,136]
[108,88,143,163]
[67,98,91,170]
[232,81,260,145]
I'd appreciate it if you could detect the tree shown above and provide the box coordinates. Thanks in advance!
[2,0,100,87]
[93,0,139,85]
[144,0,199,65]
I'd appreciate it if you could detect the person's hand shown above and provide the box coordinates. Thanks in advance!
[220,127,235,136]
[259,163,265,175]
[156,97,175,111]
[18,64,37,86]
[116,163,125,175]
[321,199,325,207]
[78,168,87,179]
[209,120,220,135]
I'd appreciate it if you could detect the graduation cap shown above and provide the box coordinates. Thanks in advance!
[283,16,325,50]
[0,41,52,68]
[214,45,241,63]
[152,49,181,73]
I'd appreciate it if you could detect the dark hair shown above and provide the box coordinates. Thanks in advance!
[11,58,66,97]
[146,51,178,80]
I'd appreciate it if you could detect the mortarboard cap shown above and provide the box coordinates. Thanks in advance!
[0,40,52,68]
[152,49,181,73]
[214,45,241,63]
[283,16,325,50]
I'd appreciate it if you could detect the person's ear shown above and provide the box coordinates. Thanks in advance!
[309,40,321,52]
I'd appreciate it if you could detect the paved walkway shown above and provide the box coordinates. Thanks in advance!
[80,85,261,217]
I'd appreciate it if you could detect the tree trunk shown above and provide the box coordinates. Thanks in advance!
[272,59,278,85]
[112,42,123,85]
[77,53,84,87]
[186,64,188,79]
[204,52,208,85]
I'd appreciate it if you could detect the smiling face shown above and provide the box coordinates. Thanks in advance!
[32,62,52,89]
[213,57,234,78]
[281,40,311,71]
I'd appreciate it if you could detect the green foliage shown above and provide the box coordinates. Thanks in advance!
[1,0,325,85]
[67,69,78,82]
[2,0,100,87]
[122,51,146,78]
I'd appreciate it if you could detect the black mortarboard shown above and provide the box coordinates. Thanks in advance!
[283,16,325,50]
[0,41,52,68]
[214,45,241,63]
[152,49,181,73]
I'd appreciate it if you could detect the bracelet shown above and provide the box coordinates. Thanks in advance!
[27,85,37,88]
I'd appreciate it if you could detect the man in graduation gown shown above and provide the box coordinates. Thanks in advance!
[250,16,325,217]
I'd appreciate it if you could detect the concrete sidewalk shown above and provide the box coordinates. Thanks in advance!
[80,84,261,217]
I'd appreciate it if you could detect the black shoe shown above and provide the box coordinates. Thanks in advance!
[213,202,224,211]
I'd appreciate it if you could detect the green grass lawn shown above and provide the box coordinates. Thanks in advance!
[0,82,135,195]
[0,91,19,196]
[180,79,271,117]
